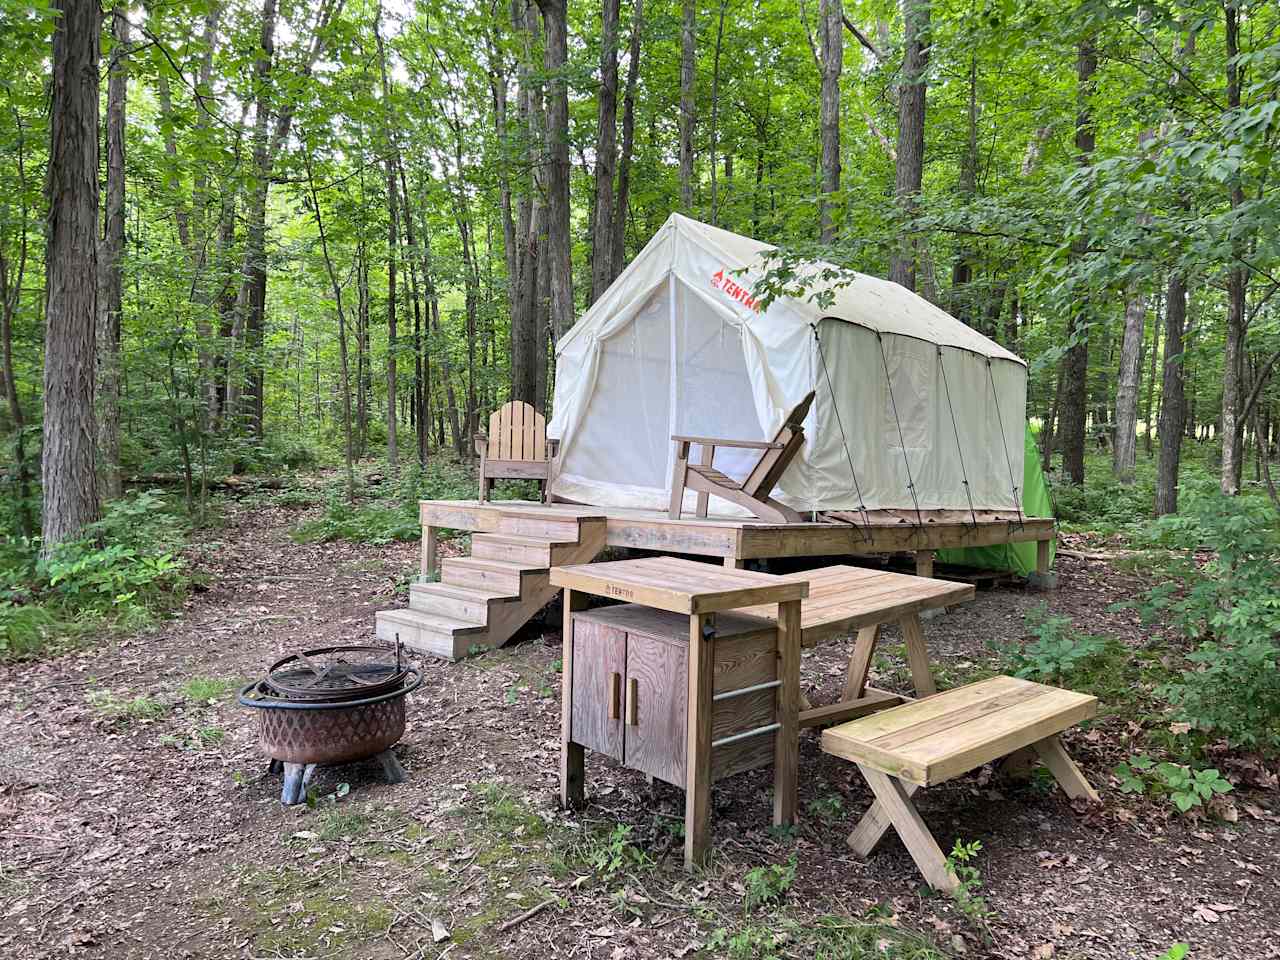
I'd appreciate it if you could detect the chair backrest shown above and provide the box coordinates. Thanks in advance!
[743,391,815,496]
[488,401,547,461]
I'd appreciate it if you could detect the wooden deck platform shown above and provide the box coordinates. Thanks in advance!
[419,500,1055,579]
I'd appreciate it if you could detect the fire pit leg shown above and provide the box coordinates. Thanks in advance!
[280,762,317,805]
[376,749,406,785]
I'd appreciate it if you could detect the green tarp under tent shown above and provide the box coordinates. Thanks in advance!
[937,426,1056,576]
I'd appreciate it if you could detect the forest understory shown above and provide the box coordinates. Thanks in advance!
[1,486,1277,960]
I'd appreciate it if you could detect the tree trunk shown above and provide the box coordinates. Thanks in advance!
[1143,285,1161,455]
[0,112,34,539]
[535,0,574,341]
[708,0,729,226]
[678,0,696,211]
[98,8,127,502]
[611,0,644,280]
[949,56,977,325]
[1113,283,1145,483]
[509,0,540,407]
[375,5,399,475]
[1220,3,1246,495]
[42,0,101,554]
[888,0,929,289]
[818,0,842,242]
[1058,35,1096,487]
[589,0,620,304]
[1155,272,1187,516]
[305,154,356,502]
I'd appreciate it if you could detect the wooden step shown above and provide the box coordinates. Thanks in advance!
[441,556,542,594]
[376,608,486,660]
[496,511,594,540]
[409,581,515,621]
[470,532,562,566]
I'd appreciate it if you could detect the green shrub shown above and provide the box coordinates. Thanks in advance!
[0,491,190,661]
[995,605,1116,687]
[0,602,55,659]
[1113,754,1233,814]
[1133,491,1280,753]
[742,856,797,913]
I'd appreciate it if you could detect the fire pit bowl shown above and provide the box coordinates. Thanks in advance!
[239,644,423,804]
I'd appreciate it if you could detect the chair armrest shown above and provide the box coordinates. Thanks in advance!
[473,431,488,457]
[669,435,786,450]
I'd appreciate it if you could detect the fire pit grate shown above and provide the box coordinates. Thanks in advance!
[240,643,422,804]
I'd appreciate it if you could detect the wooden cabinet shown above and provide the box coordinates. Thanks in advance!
[553,557,807,869]
[569,604,777,788]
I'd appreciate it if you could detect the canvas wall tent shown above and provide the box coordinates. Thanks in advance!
[547,213,1028,519]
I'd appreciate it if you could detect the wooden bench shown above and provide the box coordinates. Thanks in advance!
[474,401,558,502]
[821,675,1099,894]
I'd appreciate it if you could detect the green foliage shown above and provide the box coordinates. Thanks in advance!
[0,602,55,659]
[996,605,1115,687]
[87,690,168,723]
[292,461,482,545]
[1159,945,1190,960]
[1112,754,1233,814]
[1133,491,1280,752]
[182,676,238,703]
[580,823,648,886]
[741,856,796,913]
[944,840,992,929]
[0,492,190,661]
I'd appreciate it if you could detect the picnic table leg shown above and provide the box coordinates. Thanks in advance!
[772,599,801,828]
[859,767,959,894]
[684,612,715,869]
[1032,735,1100,802]
[559,589,588,809]
[898,613,937,698]
[843,624,880,701]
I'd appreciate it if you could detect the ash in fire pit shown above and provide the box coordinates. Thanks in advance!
[239,644,422,804]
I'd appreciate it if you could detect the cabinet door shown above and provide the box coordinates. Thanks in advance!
[570,618,625,762]
[623,633,687,786]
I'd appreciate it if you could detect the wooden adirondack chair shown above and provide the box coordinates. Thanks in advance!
[474,401,559,502]
[668,391,815,523]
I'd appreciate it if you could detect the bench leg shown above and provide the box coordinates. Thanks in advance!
[1032,735,1100,802]
[847,777,919,856]
[857,767,958,894]
[899,613,937,698]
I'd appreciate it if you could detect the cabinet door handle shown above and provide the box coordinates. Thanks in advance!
[607,672,621,720]
[626,677,639,726]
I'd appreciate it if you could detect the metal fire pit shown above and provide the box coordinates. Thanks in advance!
[239,644,422,804]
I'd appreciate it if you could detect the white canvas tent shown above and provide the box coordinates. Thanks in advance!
[547,213,1027,518]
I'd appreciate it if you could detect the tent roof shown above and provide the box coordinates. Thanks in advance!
[562,213,1024,365]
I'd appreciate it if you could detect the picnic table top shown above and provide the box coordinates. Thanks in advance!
[734,564,976,647]
[550,556,809,615]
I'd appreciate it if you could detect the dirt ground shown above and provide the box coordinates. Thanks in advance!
[1,499,1277,960]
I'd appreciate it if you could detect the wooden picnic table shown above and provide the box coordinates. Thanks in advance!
[734,564,975,729]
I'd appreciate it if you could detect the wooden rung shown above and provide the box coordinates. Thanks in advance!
[712,679,782,702]
[711,722,780,749]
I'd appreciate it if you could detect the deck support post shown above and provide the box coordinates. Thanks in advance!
[914,550,935,578]
[1029,537,1058,590]
[422,525,438,579]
